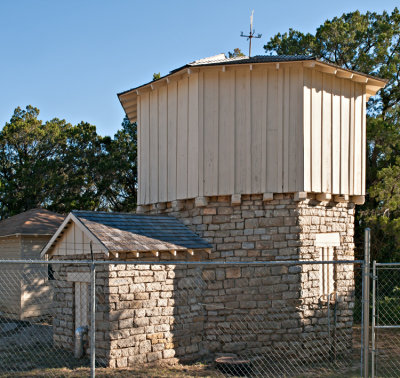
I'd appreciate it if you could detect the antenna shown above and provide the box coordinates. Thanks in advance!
[240,10,262,57]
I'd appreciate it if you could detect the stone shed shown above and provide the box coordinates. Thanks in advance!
[41,210,212,366]
[0,208,64,319]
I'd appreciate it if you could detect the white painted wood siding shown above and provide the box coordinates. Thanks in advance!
[137,63,367,204]
[303,68,366,195]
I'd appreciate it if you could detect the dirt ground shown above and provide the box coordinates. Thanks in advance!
[0,321,398,377]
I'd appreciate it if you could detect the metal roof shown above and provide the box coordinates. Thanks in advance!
[0,208,64,238]
[118,54,387,98]
[71,210,211,252]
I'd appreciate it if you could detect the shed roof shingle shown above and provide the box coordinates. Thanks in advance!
[72,211,211,252]
[0,209,64,237]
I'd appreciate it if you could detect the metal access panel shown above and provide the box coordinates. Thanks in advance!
[372,262,400,377]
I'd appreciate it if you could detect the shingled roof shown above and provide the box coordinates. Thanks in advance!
[42,210,211,257]
[0,208,64,238]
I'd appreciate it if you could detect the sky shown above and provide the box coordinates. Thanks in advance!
[0,0,399,137]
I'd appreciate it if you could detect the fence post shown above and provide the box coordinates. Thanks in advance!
[90,242,96,378]
[371,260,376,378]
[363,228,371,377]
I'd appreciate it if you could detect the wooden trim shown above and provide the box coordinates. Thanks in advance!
[231,194,241,205]
[67,272,90,283]
[316,193,332,202]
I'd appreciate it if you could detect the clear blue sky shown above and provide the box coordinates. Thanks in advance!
[0,0,398,136]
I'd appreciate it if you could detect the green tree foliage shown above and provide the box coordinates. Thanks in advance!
[228,48,245,58]
[153,72,161,81]
[0,106,137,219]
[265,8,400,260]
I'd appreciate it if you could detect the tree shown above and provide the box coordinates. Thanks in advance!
[265,8,400,261]
[99,117,137,212]
[228,48,245,58]
[0,106,134,218]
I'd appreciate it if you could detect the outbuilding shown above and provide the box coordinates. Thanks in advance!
[41,210,211,366]
[0,208,64,319]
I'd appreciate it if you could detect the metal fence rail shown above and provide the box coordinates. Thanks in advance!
[0,259,366,377]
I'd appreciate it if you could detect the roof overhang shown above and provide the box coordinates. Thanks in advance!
[41,212,211,260]
[40,213,110,258]
[118,58,387,123]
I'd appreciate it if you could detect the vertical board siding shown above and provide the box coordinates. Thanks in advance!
[177,77,189,199]
[283,67,290,192]
[303,68,312,192]
[136,64,366,204]
[188,73,199,198]
[235,69,251,194]
[295,65,304,192]
[349,84,355,195]
[219,70,235,194]
[322,73,332,193]
[140,93,150,204]
[158,86,168,202]
[266,67,279,193]
[250,68,267,194]
[167,82,177,201]
[198,72,204,197]
[149,90,159,204]
[203,70,219,195]
[137,96,142,204]
[354,83,363,194]
[332,78,341,194]
[311,70,322,193]
[361,90,366,195]
[340,79,350,194]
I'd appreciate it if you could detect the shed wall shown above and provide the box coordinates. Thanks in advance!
[20,236,52,319]
[0,236,22,317]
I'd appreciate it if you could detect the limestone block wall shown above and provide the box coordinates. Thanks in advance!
[50,194,356,367]
[138,193,356,362]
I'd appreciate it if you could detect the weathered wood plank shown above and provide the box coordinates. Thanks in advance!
[167,81,177,201]
[149,90,159,203]
[341,79,350,195]
[311,69,322,193]
[158,86,168,202]
[303,68,312,192]
[140,92,150,204]
[322,73,332,193]
[177,77,188,199]
[266,67,279,192]
[250,68,266,194]
[219,70,235,194]
[203,70,219,195]
[332,77,341,194]
[235,69,251,194]
[188,73,199,198]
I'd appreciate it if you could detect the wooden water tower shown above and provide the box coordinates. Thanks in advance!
[119,54,386,262]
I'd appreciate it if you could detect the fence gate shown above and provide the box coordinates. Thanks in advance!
[372,262,400,377]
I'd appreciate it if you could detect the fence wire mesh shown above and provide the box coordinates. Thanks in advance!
[373,264,400,377]
[0,260,364,377]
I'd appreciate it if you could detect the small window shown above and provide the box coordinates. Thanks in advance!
[48,264,55,280]
[320,247,334,298]
[315,233,340,300]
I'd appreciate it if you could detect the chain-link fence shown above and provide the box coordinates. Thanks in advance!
[0,259,367,377]
[372,262,400,377]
